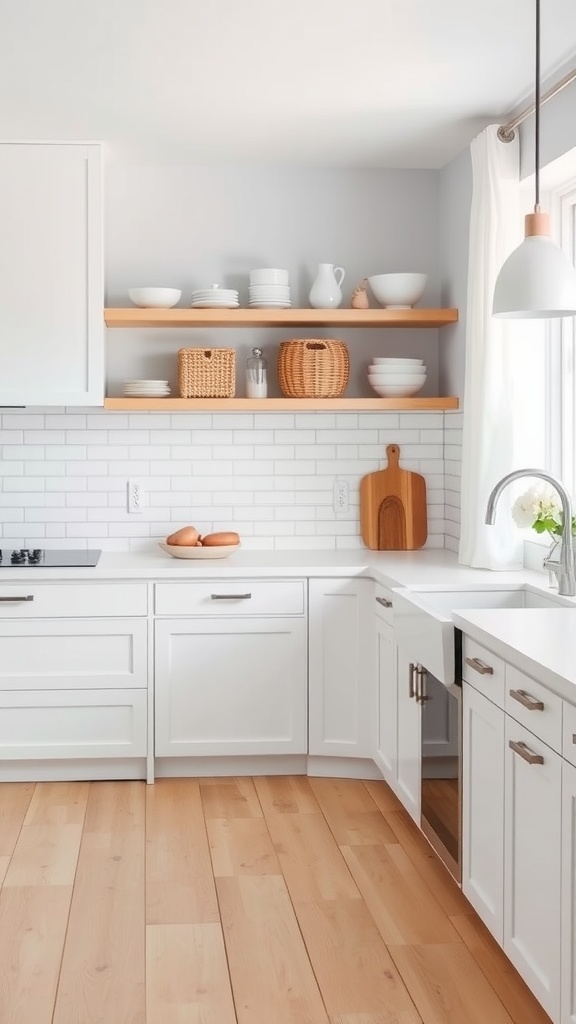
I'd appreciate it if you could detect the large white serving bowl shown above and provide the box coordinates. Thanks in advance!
[129,287,182,308]
[367,273,428,308]
[371,357,424,366]
[369,373,426,387]
[370,381,426,397]
[368,370,424,382]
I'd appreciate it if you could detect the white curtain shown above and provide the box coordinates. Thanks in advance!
[459,125,526,569]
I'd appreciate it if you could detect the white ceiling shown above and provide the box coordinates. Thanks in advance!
[2,0,576,168]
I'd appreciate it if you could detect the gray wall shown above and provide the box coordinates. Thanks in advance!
[104,163,442,398]
[437,148,472,401]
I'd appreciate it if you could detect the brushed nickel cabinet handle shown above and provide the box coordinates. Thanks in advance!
[409,662,416,699]
[572,734,576,745]
[210,593,252,600]
[376,596,393,608]
[509,688,544,711]
[465,656,494,676]
[509,739,544,765]
[0,594,34,602]
[416,665,430,704]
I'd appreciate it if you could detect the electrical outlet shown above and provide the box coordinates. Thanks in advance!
[333,479,349,513]
[127,480,143,514]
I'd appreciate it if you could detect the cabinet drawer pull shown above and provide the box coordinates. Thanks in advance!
[376,596,393,608]
[509,739,544,765]
[210,593,252,601]
[409,662,416,699]
[415,665,430,704]
[0,594,34,602]
[509,688,544,711]
[465,656,494,675]
[573,734,576,745]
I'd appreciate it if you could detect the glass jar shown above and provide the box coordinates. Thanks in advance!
[246,347,267,398]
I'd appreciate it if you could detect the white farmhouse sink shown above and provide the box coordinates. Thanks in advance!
[392,584,573,686]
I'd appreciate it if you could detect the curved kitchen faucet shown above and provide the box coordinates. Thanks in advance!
[485,470,576,597]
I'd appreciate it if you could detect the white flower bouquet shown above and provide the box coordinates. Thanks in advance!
[512,485,576,538]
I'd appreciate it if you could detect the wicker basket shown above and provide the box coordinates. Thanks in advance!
[277,338,349,398]
[178,347,236,398]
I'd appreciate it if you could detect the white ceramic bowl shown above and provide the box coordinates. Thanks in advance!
[371,357,424,366]
[250,268,289,285]
[368,373,426,387]
[368,367,427,377]
[367,273,428,308]
[370,381,426,397]
[129,287,181,308]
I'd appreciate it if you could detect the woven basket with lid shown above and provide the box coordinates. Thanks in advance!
[277,338,349,398]
[178,347,236,398]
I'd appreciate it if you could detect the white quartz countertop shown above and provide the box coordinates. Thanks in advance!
[453,607,576,702]
[0,545,553,588]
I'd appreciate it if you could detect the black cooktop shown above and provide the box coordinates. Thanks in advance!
[0,549,102,567]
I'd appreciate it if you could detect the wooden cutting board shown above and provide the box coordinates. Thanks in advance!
[360,444,427,550]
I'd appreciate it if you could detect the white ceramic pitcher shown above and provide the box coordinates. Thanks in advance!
[309,263,345,308]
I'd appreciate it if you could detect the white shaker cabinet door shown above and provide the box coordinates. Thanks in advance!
[0,142,103,406]
[154,617,307,757]
[504,717,562,1020]
[308,578,376,759]
[562,758,576,1024]
[462,683,505,943]
[394,646,421,823]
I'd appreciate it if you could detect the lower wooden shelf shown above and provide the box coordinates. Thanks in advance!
[104,396,459,411]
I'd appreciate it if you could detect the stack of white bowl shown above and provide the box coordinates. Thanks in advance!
[190,284,239,309]
[249,268,291,308]
[368,357,427,397]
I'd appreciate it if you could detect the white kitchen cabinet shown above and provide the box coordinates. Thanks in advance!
[462,682,505,942]
[0,142,103,406]
[154,616,307,756]
[503,717,562,1020]
[562,758,576,1024]
[394,646,421,822]
[0,584,149,777]
[375,586,396,787]
[308,578,376,761]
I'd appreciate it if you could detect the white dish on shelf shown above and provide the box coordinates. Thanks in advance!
[190,301,240,309]
[128,288,181,308]
[248,301,292,308]
[370,357,424,366]
[370,381,426,397]
[158,541,241,559]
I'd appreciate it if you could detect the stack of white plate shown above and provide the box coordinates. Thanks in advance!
[248,268,291,308]
[190,284,239,309]
[367,357,427,397]
[123,379,171,398]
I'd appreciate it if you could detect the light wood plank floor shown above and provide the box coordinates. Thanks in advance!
[0,775,552,1024]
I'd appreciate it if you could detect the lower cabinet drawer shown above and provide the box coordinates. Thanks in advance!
[462,637,506,707]
[154,579,306,616]
[0,689,147,758]
[0,619,148,690]
[0,583,148,618]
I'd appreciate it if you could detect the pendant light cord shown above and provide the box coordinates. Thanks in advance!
[535,0,541,209]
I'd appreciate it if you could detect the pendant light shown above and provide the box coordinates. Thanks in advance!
[492,0,576,319]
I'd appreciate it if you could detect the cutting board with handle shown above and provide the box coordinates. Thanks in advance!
[360,443,427,550]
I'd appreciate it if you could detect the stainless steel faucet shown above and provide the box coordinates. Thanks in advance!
[485,469,576,597]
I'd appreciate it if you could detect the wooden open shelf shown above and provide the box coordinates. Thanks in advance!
[104,396,459,411]
[104,307,458,329]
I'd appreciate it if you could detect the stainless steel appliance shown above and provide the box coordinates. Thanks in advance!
[0,548,101,567]
[417,661,462,882]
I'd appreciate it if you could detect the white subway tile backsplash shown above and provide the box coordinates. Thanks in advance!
[0,409,462,550]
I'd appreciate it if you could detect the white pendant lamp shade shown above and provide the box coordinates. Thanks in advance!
[493,211,576,318]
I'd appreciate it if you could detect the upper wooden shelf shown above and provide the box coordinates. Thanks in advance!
[104,307,458,329]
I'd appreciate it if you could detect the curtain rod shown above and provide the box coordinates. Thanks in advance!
[497,65,576,142]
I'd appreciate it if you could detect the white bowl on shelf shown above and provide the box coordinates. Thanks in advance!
[370,381,426,397]
[368,367,427,379]
[128,287,182,308]
[368,373,427,388]
[371,357,424,366]
[367,273,428,308]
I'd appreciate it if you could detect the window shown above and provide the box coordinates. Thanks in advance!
[547,174,576,495]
